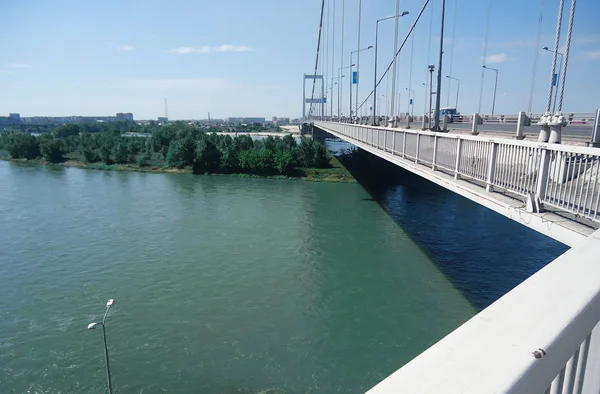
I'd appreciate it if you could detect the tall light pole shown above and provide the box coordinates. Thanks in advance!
[428,64,435,128]
[328,82,338,119]
[482,65,499,115]
[372,11,409,126]
[338,64,354,117]
[88,299,116,394]
[445,76,460,109]
[433,0,446,131]
[350,46,373,117]
[542,46,563,113]
[330,76,344,118]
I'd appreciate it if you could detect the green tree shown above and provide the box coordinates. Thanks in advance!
[39,135,64,163]
[194,138,221,172]
[273,150,294,174]
[113,141,131,164]
[54,123,81,138]
[4,133,40,159]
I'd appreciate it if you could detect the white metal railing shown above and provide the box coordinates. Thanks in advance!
[315,122,600,222]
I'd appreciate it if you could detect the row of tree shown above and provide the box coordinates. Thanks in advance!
[0,122,329,175]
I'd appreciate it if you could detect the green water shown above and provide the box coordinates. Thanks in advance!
[0,161,476,393]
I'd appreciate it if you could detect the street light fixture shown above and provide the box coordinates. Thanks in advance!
[482,65,499,116]
[350,45,373,117]
[445,76,460,110]
[542,46,564,113]
[372,11,409,125]
[88,299,116,394]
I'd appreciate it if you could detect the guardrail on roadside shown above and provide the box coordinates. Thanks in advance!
[315,121,600,223]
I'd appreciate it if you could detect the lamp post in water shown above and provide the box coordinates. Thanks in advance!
[88,299,115,394]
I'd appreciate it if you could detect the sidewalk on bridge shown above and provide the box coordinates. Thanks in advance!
[448,128,591,147]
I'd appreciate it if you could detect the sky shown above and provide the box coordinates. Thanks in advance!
[1,0,599,120]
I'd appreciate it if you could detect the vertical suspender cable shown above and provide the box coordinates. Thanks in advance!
[308,0,326,118]
[446,0,457,107]
[557,0,575,112]
[478,0,492,114]
[355,0,362,118]
[547,0,565,113]
[528,0,546,114]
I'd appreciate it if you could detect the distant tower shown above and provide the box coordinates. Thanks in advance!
[208,112,211,122]
[164,98,169,120]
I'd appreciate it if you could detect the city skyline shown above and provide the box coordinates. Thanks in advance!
[1,0,599,119]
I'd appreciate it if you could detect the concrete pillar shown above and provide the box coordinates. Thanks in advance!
[538,112,551,143]
[516,111,528,140]
[590,109,600,148]
[535,148,551,201]
[422,114,428,130]
[471,113,480,135]
[442,114,448,132]
[486,143,498,192]
[549,114,566,144]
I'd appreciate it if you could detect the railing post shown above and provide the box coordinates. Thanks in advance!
[384,127,387,151]
[454,138,463,179]
[415,134,420,164]
[402,132,406,158]
[486,142,498,192]
[472,113,480,136]
[516,111,528,140]
[535,148,551,201]
[392,129,396,153]
[432,135,438,170]
[591,109,600,148]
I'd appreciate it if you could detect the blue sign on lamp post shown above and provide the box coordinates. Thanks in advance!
[352,71,358,85]
[552,73,558,86]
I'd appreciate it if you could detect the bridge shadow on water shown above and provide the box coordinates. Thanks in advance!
[332,143,569,310]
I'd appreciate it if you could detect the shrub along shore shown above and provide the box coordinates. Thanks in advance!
[0,122,355,183]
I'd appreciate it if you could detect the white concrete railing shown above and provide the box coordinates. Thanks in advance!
[315,122,600,223]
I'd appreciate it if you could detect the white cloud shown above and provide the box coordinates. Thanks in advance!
[167,45,254,55]
[118,44,134,51]
[583,50,600,59]
[7,63,34,69]
[484,53,508,64]
[129,78,231,90]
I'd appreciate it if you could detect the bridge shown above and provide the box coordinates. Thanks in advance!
[303,0,600,391]
[310,119,600,393]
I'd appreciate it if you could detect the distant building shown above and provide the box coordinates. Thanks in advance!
[116,113,134,121]
[157,117,168,124]
[18,113,134,125]
[0,113,21,126]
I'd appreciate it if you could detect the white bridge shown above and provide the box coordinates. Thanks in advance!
[313,121,600,393]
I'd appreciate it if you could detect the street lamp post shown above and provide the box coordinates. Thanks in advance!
[542,46,564,113]
[350,45,373,118]
[372,11,409,126]
[88,299,116,394]
[338,64,354,118]
[482,65,499,115]
[445,76,460,110]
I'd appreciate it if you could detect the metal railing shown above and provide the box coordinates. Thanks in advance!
[315,121,600,222]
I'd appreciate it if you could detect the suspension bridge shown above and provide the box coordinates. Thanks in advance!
[304,0,600,392]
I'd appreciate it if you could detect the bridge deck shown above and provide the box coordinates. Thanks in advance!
[314,121,599,247]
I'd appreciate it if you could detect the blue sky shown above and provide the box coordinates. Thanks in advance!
[1,0,599,120]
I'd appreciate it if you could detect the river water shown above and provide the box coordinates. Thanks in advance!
[0,157,565,393]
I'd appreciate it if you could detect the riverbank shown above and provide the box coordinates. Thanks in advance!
[0,152,356,183]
